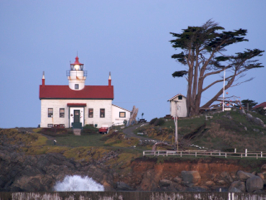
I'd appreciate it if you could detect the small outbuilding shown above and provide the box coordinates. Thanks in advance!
[168,94,187,117]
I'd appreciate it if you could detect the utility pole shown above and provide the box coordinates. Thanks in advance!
[222,68,226,112]
[174,101,180,150]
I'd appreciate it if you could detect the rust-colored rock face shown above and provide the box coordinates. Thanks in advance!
[126,158,260,191]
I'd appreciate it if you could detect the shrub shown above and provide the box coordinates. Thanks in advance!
[154,118,165,126]
[82,124,98,135]
[38,128,69,137]
[149,118,158,125]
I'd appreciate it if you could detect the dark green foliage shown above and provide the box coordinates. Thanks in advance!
[82,124,98,135]
[255,107,266,116]
[38,128,70,137]
[172,70,188,77]
[149,118,158,125]
[241,99,258,109]
[169,19,264,116]
[154,118,165,126]
[149,118,157,125]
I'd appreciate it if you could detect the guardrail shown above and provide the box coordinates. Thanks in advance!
[143,149,266,159]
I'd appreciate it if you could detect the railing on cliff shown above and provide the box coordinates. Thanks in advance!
[143,149,266,159]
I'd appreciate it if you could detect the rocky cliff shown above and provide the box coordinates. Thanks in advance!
[1,128,266,193]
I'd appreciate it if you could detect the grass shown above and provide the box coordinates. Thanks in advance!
[46,134,105,147]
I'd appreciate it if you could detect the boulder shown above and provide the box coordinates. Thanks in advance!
[229,180,245,193]
[205,181,215,187]
[261,164,266,171]
[181,171,201,186]
[116,182,133,191]
[246,176,263,193]
[236,170,254,181]
[173,176,182,184]
[159,179,172,187]
[221,171,233,182]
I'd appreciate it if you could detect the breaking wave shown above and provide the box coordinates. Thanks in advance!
[54,175,104,191]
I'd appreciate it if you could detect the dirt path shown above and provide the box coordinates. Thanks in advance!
[122,124,161,145]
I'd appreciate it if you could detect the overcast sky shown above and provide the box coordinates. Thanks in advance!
[0,1,265,128]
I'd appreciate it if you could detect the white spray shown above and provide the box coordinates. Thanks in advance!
[54,175,104,191]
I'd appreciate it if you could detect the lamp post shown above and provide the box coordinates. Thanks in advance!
[174,101,180,150]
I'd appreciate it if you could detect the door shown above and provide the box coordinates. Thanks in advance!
[74,110,80,123]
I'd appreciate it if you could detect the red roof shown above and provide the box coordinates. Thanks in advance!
[39,85,114,99]
[71,56,83,66]
[253,102,266,109]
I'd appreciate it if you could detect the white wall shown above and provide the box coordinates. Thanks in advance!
[170,96,187,117]
[68,71,86,90]
[111,105,130,126]
[40,99,113,128]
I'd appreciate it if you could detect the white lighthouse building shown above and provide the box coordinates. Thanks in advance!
[39,56,130,129]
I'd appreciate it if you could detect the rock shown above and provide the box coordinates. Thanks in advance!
[173,176,182,184]
[257,173,264,178]
[261,164,266,171]
[116,182,133,191]
[239,109,246,115]
[246,176,263,193]
[181,171,201,186]
[205,181,215,187]
[221,172,233,182]
[229,187,242,193]
[159,179,172,187]
[246,113,253,121]
[229,180,245,193]
[217,180,226,185]
[236,170,254,181]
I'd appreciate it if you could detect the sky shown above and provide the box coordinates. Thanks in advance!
[0,1,265,128]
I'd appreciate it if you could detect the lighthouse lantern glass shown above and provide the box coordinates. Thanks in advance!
[74,64,80,70]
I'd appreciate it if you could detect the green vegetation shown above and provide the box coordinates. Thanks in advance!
[1,109,266,170]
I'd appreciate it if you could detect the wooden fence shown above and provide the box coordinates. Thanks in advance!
[143,149,266,159]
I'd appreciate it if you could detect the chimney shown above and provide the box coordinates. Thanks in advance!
[42,71,45,86]
[108,72,111,86]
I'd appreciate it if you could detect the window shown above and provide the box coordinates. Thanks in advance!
[119,112,126,118]
[178,95,182,100]
[88,108,93,118]
[59,108,65,118]
[47,124,53,128]
[48,108,53,117]
[75,84,79,89]
[100,109,105,118]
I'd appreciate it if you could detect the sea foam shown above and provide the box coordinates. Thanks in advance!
[54,175,104,191]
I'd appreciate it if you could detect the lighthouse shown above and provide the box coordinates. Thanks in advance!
[67,56,87,90]
[39,56,131,130]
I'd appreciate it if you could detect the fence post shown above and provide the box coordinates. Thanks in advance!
[256,154,258,160]
[261,152,263,158]
[219,151,221,156]
[180,151,182,157]
[195,152,197,157]
[245,149,247,157]
[143,151,145,156]
[241,153,243,158]
[166,151,168,156]
[225,153,227,158]
[234,148,237,153]
[154,151,155,156]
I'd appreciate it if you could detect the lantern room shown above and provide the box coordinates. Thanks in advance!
[70,56,84,71]
[67,56,87,90]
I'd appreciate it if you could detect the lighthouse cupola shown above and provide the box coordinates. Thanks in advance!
[67,56,87,90]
